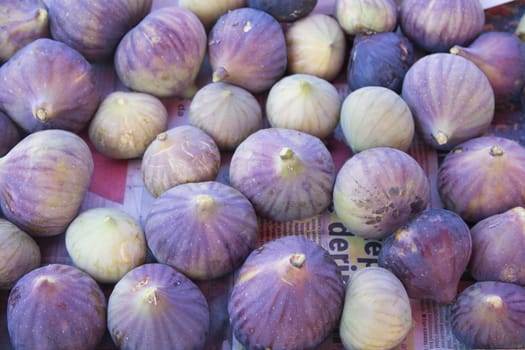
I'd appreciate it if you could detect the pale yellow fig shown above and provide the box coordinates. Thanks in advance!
[178,0,246,29]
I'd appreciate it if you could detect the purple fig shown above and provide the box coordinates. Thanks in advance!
[0,111,20,157]
[114,6,207,98]
[0,0,49,63]
[45,0,152,61]
[7,264,107,350]
[144,181,259,280]
[247,0,318,22]
[347,32,415,93]
[209,7,287,93]
[438,135,525,223]
[378,208,472,304]
[402,53,495,151]
[451,281,525,349]
[0,129,94,237]
[107,263,210,350]
[468,207,525,285]
[228,235,344,350]
[450,31,525,103]
[0,38,101,133]
[400,0,485,53]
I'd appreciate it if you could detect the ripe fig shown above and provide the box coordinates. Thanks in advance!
[378,208,472,304]
[402,53,495,151]
[229,128,335,222]
[399,0,485,53]
[141,125,221,197]
[45,0,152,61]
[7,264,107,350]
[228,235,344,350]
[208,7,287,93]
[347,32,415,93]
[0,111,20,157]
[114,6,207,98]
[335,0,398,35]
[0,38,101,133]
[450,31,525,103]
[0,0,49,63]
[333,147,430,239]
[0,129,94,237]
[107,263,210,350]
[451,281,525,349]
[468,207,525,285]
[178,0,246,29]
[144,181,259,280]
[247,0,318,22]
[438,135,525,223]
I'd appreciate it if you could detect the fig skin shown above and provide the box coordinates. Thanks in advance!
[141,125,221,197]
[333,147,430,240]
[144,181,259,280]
[0,129,94,237]
[468,207,525,285]
[114,6,207,98]
[107,263,210,350]
[438,136,525,223]
[0,38,101,134]
[0,111,20,157]
[347,32,415,93]
[0,0,49,63]
[7,264,107,350]
[88,91,169,160]
[335,0,398,36]
[208,7,288,94]
[450,31,525,104]
[378,208,472,304]
[450,281,525,349]
[285,13,347,81]
[246,0,318,22]
[45,0,152,61]
[399,0,485,53]
[401,53,495,151]
[178,0,246,30]
[228,235,344,350]
[0,218,41,290]
[229,128,336,222]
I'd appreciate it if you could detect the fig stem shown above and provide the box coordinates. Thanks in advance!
[433,131,448,146]
[279,147,304,176]
[142,287,159,305]
[156,132,167,142]
[449,46,461,55]
[35,108,48,122]
[485,295,503,310]
[212,67,228,83]
[290,253,306,268]
[280,147,295,160]
[490,145,504,156]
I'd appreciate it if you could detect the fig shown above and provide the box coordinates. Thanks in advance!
[0,129,94,237]
[468,207,525,285]
[0,38,101,133]
[438,135,525,223]
[401,53,495,151]
[88,91,168,159]
[378,208,472,304]
[107,263,210,350]
[114,6,207,98]
[141,125,221,197]
[347,32,415,92]
[0,218,41,290]
[208,7,287,94]
[339,267,413,350]
[246,0,318,22]
[229,128,335,222]
[340,86,415,153]
[265,74,341,139]
[333,147,430,239]
[7,264,107,350]
[45,0,152,61]
[65,207,147,284]
[399,0,485,53]
[178,0,246,29]
[335,0,398,36]
[0,0,49,63]
[228,235,344,350]
[285,13,347,81]
[188,82,263,150]
[0,111,20,157]
[144,181,259,280]
[450,31,525,103]
[450,281,525,349]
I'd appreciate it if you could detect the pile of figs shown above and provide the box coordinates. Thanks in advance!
[1,0,525,349]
